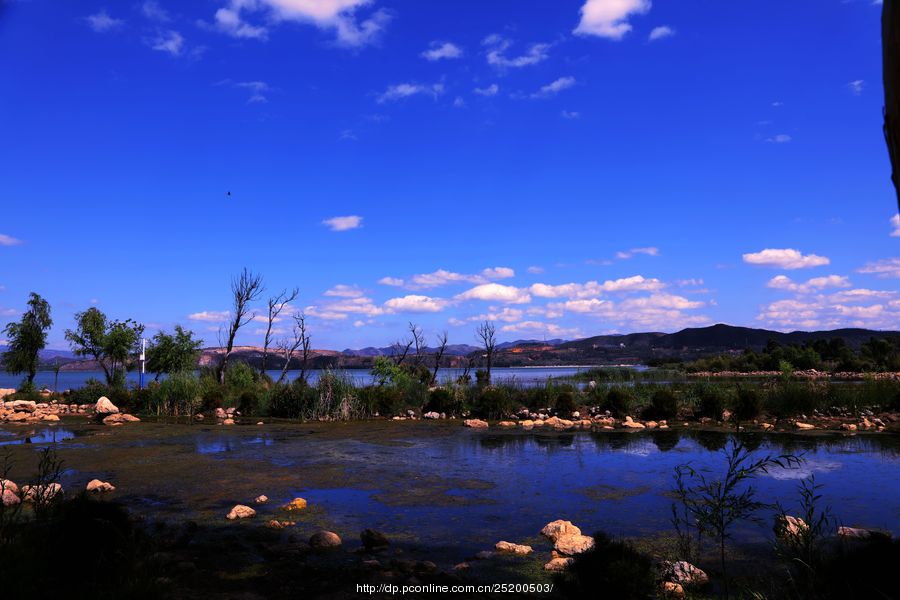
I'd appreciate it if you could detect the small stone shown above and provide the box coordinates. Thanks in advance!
[774,515,808,538]
[226,505,256,520]
[254,495,268,504]
[361,528,390,549]
[282,497,307,511]
[660,581,685,599]
[494,541,533,555]
[543,557,574,571]
[794,422,815,430]
[666,561,709,587]
[86,479,116,493]
[464,419,489,428]
[223,418,235,425]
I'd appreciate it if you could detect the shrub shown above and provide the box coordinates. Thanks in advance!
[605,386,635,418]
[554,532,656,599]
[555,390,578,416]
[767,381,823,417]
[473,387,514,419]
[733,386,764,421]
[424,388,455,414]
[694,382,728,419]
[147,372,202,416]
[644,388,679,421]
[237,390,259,416]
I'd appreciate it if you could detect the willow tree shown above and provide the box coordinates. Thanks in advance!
[2,292,52,386]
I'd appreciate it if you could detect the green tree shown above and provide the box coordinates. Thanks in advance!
[64,307,144,387]
[2,292,53,386]
[145,325,202,380]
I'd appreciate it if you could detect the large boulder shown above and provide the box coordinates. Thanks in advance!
[0,479,19,495]
[774,515,808,539]
[361,528,390,550]
[22,483,63,504]
[664,561,709,587]
[464,419,489,429]
[102,413,140,425]
[540,519,582,542]
[226,505,256,520]
[1,488,19,506]
[281,497,308,511]
[95,396,119,415]
[838,526,892,540]
[0,388,16,399]
[309,530,342,549]
[554,534,595,556]
[11,400,37,413]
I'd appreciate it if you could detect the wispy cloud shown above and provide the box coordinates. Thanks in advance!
[648,25,675,41]
[322,215,363,231]
[743,248,830,269]
[378,267,515,290]
[188,310,230,322]
[766,134,792,144]
[86,10,124,33]
[324,284,365,298]
[767,274,851,294]
[847,79,864,96]
[474,83,499,97]
[0,234,22,247]
[615,246,659,260]
[573,0,651,40]
[377,82,444,103]
[149,30,184,56]
[892,214,900,237]
[561,110,581,119]
[421,41,462,61]
[141,1,170,22]
[857,257,900,279]
[483,34,550,68]
[532,76,576,98]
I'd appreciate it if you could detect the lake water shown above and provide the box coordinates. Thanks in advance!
[0,366,598,391]
[1,421,896,565]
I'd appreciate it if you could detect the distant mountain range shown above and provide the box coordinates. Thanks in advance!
[1,325,896,371]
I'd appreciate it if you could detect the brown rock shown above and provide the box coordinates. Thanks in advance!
[494,541,533,555]
[464,419,489,429]
[309,530,342,549]
[554,534,595,556]
[543,557,574,571]
[540,519,582,542]
[94,396,119,415]
[86,479,116,493]
[282,497,307,511]
[226,505,256,520]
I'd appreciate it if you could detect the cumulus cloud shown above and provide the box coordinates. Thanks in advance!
[573,0,651,40]
[532,76,576,98]
[381,267,515,290]
[546,293,708,330]
[483,34,550,68]
[648,25,674,41]
[383,295,449,313]
[767,275,851,294]
[530,275,665,299]
[742,248,830,269]
[455,283,532,304]
[86,10,124,32]
[500,321,583,338]
[211,0,390,46]
[188,310,230,322]
[378,276,404,287]
[757,291,900,330]
[0,234,22,247]
[857,258,900,279]
[322,215,363,231]
[324,284,364,298]
[421,41,462,61]
[377,82,444,103]
[306,296,384,320]
[474,83,499,97]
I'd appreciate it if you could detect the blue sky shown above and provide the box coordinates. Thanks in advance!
[0,0,898,350]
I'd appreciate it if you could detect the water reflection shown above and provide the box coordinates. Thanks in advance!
[0,427,76,446]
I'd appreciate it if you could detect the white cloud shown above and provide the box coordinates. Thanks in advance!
[527,266,545,274]
[141,1,170,21]
[236,80,271,103]
[324,284,364,298]
[532,76,576,98]
[766,134,792,144]
[466,307,525,323]
[483,34,550,68]
[742,248,830,269]
[561,110,581,119]
[573,0,651,40]
[322,215,363,231]
[0,234,22,247]
[615,246,658,259]
[474,83,499,97]
[211,0,390,47]
[383,295,449,313]
[857,258,900,279]
[378,276,405,287]
[546,293,708,330]
[455,283,532,304]
[481,267,515,279]
[188,310,230,322]
[421,41,462,61]
[377,82,444,103]
[757,290,900,330]
[847,80,865,96]
[530,275,665,299]
[86,10,123,32]
[767,275,851,294]
[648,25,674,41]
[891,214,900,237]
[149,30,184,56]
[306,296,384,319]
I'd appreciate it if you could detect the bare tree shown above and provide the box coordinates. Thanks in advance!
[218,268,265,384]
[409,322,426,367]
[475,320,497,385]
[261,287,299,374]
[391,336,413,366]
[431,330,449,386]
[276,313,311,385]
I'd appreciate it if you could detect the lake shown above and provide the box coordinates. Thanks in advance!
[0,366,600,391]
[1,420,896,567]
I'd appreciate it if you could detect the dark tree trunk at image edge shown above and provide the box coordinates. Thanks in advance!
[884,1,900,210]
